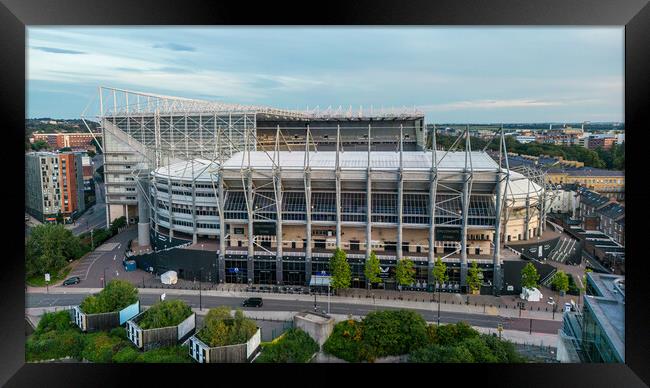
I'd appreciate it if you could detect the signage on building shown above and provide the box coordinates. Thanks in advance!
[253,223,276,236]
[435,227,461,242]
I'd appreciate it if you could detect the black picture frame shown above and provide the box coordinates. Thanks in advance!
[2,0,648,386]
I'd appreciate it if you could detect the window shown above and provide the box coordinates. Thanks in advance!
[234,228,245,235]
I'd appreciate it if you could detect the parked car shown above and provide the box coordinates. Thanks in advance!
[242,297,263,307]
[62,276,81,286]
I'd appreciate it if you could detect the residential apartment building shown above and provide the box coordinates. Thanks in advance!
[31,132,102,150]
[546,167,624,200]
[25,151,85,222]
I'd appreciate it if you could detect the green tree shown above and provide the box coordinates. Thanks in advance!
[25,223,82,278]
[329,248,351,292]
[395,258,416,287]
[467,261,482,293]
[110,216,127,234]
[87,149,96,158]
[31,140,48,151]
[364,251,381,288]
[521,262,540,290]
[551,270,569,294]
[432,256,448,285]
[79,279,138,314]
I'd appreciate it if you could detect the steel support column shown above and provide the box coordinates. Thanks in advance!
[397,124,404,260]
[366,123,372,260]
[335,125,342,249]
[217,170,226,283]
[304,126,313,285]
[246,170,254,284]
[428,125,438,285]
[274,169,283,285]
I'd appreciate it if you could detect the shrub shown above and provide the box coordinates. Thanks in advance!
[26,328,85,362]
[431,321,479,347]
[113,346,140,363]
[361,310,428,358]
[79,280,138,314]
[36,311,74,334]
[323,319,364,362]
[137,300,192,330]
[255,328,318,363]
[408,344,475,363]
[196,307,257,347]
[81,332,131,363]
[139,345,192,363]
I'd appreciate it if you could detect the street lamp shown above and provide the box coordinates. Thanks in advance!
[103,267,108,288]
[199,267,203,311]
[327,284,331,314]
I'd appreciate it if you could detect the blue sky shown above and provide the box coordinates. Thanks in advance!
[27,27,624,123]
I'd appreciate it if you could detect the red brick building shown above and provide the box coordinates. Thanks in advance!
[31,132,102,149]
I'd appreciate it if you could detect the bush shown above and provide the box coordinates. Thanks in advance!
[255,328,319,363]
[361,310,428,358]
[137,300,192,330]
[408,326,527,363]
[196,307,257,347]
[112,346,140,363]
[323,319,365,362]
[26,328,85,362]
[36,311,74,334]
[138,345,192,363]
[79,280,138,314]
[81,332,129,363]
[409,344,475,363]
[323,310,429,362]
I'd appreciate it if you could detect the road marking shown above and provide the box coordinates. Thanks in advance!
[96,243,119,252]
[83,252,104,280]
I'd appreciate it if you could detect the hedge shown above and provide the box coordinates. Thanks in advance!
[255,328,318,363]
[137,300,192,330]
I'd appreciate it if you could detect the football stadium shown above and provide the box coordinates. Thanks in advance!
[91,87,552,294]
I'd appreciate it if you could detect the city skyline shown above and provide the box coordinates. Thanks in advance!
[27,27,623,123]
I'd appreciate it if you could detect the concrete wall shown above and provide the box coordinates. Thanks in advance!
[293,313,335,347]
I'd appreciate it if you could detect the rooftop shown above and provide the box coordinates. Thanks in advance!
[584,272,625,362]
[221,151,501,171]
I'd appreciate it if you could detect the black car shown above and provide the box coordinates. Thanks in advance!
[242,297,263,307]
[62,276,81,286]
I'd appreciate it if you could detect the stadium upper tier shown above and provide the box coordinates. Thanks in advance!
[150,151,542,208]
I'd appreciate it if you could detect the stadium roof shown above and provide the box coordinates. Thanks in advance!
[221,151,501,171]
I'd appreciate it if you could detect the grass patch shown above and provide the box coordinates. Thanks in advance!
[26,267,71,287]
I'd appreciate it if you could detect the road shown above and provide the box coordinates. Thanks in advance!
[26,291,561,335]
[63,227,143,286]
[67,154,107,235]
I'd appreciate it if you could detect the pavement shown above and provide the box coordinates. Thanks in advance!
[66,180,107,236]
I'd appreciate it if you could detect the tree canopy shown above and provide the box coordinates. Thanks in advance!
[330,248,351,290]
[80,280,138,314]
[26,223,84,278]
[197,307,257,347]
[432,257,448,285]
[521,262,540,289]
[364,251,381,286]
[551,270,569,293]
[467,261,482,292]
[395,258,416,286]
